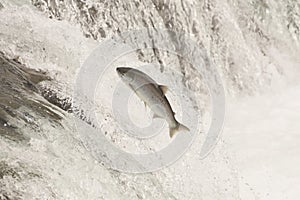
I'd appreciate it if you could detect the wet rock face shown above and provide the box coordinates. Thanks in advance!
[0,52,62,144]
[0,53,67,199]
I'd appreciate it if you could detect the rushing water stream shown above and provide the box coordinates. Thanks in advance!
[0,0,300,199]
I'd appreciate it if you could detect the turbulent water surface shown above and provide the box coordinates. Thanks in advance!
[0,0,300,199]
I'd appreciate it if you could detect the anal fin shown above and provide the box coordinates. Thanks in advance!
[169,122,190,138]
[158,85,168,94]
[153,113,161,119]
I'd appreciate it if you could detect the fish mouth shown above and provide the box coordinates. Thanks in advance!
[116,67,131,76]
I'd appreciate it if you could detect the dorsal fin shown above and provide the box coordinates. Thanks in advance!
[158,85,168,94]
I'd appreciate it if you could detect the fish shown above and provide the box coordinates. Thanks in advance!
[116,67,189,138]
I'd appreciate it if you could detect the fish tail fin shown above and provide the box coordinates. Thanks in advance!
[169,121,190,138]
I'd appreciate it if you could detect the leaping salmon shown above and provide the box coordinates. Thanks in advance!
[116,67,189,138]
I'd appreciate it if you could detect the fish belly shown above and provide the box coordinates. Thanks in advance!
[136,86,175,126]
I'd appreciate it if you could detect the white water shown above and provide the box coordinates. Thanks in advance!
[0,0,300,199]
[226,85,300,199]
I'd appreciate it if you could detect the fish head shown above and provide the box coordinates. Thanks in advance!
[116,67,135,84]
